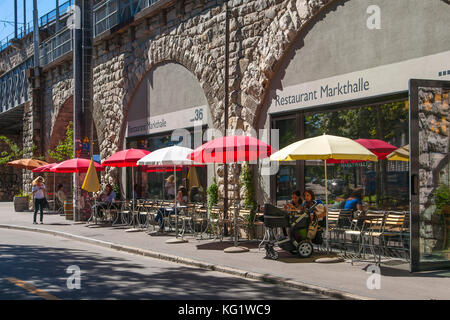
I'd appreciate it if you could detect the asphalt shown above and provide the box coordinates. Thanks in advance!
[1,202,450,300]
[0,228,333,300]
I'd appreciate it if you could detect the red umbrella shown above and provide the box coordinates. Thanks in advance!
[355,139,397,160]
[102,149,150,167]
[102,149,151,230]
[327,139,398,163]
[188,135,275,163]
[50,158,105,173]
[32,163,58,173]
[187,135,275,252]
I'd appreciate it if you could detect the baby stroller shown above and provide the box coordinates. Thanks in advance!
[263,203,323,260]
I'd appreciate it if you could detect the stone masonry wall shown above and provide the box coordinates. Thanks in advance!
[0,133,23,201]
[418,88,450,254]
[0,34,34,74]
[91,0,334,197]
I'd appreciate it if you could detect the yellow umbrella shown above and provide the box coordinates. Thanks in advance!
[270,134,378,252]
[270,134,378,162]
[187,166,200,188]
[386,144,409,162]
[82,159,100,193]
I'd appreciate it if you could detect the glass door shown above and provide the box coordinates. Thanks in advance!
[410,79,450,271]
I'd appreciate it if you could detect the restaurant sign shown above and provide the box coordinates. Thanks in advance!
[269,50,450,114]
[127,105,208,137]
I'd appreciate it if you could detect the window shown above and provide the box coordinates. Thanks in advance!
[126,128,208,202]
[303,100,409,210]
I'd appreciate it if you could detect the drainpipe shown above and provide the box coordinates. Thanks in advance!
[33,0,42,155]
[56,0,60,33]
[223,0,229,230]
[23,0,26,34]
[14,0,18,38]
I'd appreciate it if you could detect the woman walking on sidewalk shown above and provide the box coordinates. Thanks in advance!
[32,176,46,225]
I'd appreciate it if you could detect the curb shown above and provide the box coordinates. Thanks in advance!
[0,224,372,300]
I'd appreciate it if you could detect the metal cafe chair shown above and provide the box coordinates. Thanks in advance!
[237,207,257,241]
[208,206,225,241]
[142,199,159,233]
[111,200,129,226]
[347,211,385,265]
[191,203,210,239]
[328,209,353,251]
[381,211,410,260]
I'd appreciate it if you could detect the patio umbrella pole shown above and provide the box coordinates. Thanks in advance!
[324,159,329,253]
[132,166,135,229]
[174,164,178,238]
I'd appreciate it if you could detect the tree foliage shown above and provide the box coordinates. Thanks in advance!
[48,121,74,162]
[207,177,219,211]
[240,162,257,210]
[0,136,38,165]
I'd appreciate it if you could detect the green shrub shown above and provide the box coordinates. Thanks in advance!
[14,190,30,198]
[207,177,219,212]
[435,184,450,215]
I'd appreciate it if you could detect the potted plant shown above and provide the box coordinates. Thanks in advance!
[206,178,219,234]
[435,184,450,250]
[240,163,258,239]
[14,190,30,212]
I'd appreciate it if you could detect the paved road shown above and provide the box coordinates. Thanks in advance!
[0,229,333,300]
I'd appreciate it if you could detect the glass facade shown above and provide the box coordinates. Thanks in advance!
[273,100,410,211]
[126,128,208,202]
[416,87,450,263]
[274,117,298,204]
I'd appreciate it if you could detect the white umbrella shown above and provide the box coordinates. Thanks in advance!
[137,146,194,243]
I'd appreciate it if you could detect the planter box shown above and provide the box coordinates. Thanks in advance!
[14,196,30,212]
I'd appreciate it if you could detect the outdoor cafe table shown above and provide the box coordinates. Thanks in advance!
[160,205,188,235]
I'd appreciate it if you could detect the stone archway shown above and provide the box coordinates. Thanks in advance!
[119,60,212,150]
[49,96,73,158]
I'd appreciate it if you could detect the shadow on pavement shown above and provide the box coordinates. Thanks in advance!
[0,243,330,300]
[196,241,260,251]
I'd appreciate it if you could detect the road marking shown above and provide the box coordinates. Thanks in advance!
[6,278,60,300]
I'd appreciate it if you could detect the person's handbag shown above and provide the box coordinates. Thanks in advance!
[42,197,50,209]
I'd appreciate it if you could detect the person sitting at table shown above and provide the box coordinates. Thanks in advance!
[177,186,188,205]
[155,186,188,231]
[283,190,303,212]
[165,175,175,200]
[93,184,116,219]
[344,188,364,213]
[301,189,326,226]
[189,186,201,203]
[278,190,303,238]
[56,184,66,209]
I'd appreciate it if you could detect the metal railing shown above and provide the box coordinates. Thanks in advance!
[39,27,73,66]
[39,0,74,28]
[94,0,160,37]
[0,58,33,113]
[0,0,72,54]
[0,23,34,53]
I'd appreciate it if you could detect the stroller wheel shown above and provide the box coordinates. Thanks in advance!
[264,243,278,260]
[269,249,279,260]
[297,241,313,258]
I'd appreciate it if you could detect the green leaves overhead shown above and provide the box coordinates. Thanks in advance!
[48,121,74,162]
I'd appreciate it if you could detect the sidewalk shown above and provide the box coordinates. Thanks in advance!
[1,203,449,300]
